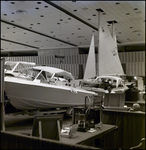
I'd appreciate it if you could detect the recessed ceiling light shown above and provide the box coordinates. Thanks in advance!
[82,7,88,10]
[37,2,41,4]
[132,30,141,33]
[15,10,27,14]
[77,36,84,38]
[126,13,130,15]
[102,13,106,15]
[134,8,138,10]
[34,40,41,42]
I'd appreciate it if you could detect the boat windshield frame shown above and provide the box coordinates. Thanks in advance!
[5,62,35,71]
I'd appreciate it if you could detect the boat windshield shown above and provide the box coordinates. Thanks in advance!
[91,77,119,89]
[16,63,35,73]
[4,62,17,71]
[5,62,35,73]
[25,68,40,80]
[26,69,52,82]
[53,73,73,81]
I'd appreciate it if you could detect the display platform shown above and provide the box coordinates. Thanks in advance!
[61,124,117,146]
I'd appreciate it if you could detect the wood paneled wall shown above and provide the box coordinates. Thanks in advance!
[6,48,145,78]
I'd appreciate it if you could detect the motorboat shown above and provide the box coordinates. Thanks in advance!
[4,63,98,111]
[81,75,128,94]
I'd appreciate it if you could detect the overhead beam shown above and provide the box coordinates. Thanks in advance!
[1,38,39,49]
[1,20,77,47]
[1,51,38,57]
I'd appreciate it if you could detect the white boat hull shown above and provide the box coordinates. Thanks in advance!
[4,77,97,110]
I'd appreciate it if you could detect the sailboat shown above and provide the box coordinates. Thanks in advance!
[81,10,128,94]
[83,34,96,80]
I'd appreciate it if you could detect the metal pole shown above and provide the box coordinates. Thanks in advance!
[97,10,101,76]
[1,57,5,131]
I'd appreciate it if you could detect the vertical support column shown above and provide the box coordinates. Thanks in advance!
[97,10,101,77]
[0,57,5,131]
[96,9,104,76]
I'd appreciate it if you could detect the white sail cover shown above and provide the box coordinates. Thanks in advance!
[83,34,96,80]
[98,14,124,76]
